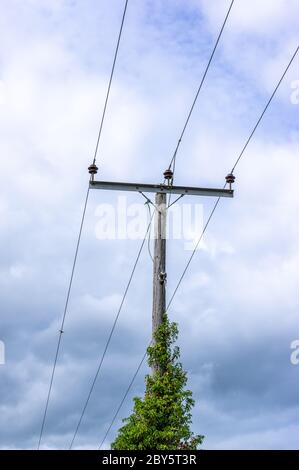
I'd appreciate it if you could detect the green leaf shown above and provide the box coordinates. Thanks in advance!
[111,314,204,450]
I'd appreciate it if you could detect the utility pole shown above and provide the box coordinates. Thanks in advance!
[88,164,235,365]
[152,192,167,339]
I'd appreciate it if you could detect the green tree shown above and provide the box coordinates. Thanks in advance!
[111,314,204,450]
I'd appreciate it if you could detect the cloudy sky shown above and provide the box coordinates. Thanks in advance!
[0,0,299,450]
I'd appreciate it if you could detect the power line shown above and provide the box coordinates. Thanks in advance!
[92,0,129,165]
[169,43,299,311]
[98,44,299,447]
[37,187,90,450]
[69,210,155,449]
[231,45,299,173]
[168,0,235,173]
[167,0,235,207]
[37,0,129,450]
[98,348,148,449]
[167,195,221,310]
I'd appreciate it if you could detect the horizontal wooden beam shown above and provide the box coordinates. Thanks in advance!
[89,180,233,198]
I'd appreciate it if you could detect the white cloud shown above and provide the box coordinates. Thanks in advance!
[0,0,299,451]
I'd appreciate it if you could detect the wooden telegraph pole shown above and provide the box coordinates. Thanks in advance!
[88,163,235,364]
[152,192,167,338]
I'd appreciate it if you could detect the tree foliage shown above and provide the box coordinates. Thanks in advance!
[111,314,204,450]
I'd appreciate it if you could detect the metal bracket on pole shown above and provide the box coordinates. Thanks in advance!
[90,180,233,198]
